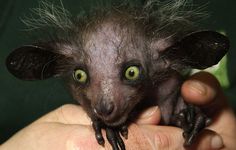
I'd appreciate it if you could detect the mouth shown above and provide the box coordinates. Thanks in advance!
[93,108,129,127]
[103,114,128,127]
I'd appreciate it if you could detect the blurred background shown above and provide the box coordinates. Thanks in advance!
[0,0,235,144]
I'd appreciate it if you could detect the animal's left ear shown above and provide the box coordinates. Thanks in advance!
[160,31,230,69]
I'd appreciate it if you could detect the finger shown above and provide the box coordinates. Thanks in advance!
[138,125,185,150]
[137,125,224,150]
[188,129,224,150]
[181,71,221,105]
[135,106,161,125]
[36,104,92,125]
[207,105,236,150]
[1,122,101,150]
[182,72,236,149]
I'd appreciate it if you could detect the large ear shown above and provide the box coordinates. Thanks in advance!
[6,44,65,80]
[160,31,230,69]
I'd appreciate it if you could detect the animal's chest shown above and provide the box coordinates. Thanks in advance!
[140,72,187,124]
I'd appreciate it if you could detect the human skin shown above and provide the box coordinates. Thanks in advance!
[0,72,235,150]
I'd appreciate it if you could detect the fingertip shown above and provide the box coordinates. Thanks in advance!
[188,129,224,150]
[181,80,214,105]
[135,106,161,125]
[181,72,220,105]
[211,134,224,149]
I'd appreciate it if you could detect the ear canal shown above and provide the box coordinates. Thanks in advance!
[161,31,230,69]
[6,45,63,80]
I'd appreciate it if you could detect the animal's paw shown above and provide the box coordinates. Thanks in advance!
[106,127,126,150]
[92,121,128,150]
[174,104,211,146]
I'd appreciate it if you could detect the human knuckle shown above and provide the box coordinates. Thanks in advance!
[154,132,171,150]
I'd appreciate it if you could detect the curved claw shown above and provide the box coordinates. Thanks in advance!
[92,122,104,145]
[185,113,210,146]
[205,118,212,126]
[120,125,128,139]
[106,128,126,150]
[96,133,105,145]
[92,120,128,150]
[174,104,211,147]
[184,131,197,146]
[116,132,126,150]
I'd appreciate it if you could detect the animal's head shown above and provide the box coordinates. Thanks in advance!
[65,16,150,126]
[6,12,150,126]
[6,1,229,126]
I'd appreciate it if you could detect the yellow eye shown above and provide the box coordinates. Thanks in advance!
[73,69,88,83]
[125,66,140,81]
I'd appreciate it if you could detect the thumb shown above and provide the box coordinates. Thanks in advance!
[135,106,161,125]
[181,71,220,105]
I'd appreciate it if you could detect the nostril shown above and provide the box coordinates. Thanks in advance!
[95,101,114,117]
[104,102,114,115]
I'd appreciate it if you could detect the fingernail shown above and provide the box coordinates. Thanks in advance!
[139,106,159,119]
[188,81,207,95]
[211,135,224,149]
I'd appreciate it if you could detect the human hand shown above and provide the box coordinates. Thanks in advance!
[181,72,236,150]
[135,71,236,150]
[1,72,235,150]
[0,104,158,150]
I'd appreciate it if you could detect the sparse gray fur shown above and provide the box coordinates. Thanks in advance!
[21,0,73,31]
[21,0,207,35]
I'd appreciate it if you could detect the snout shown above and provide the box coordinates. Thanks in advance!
[94,99,115,118]
[93,97,130,126]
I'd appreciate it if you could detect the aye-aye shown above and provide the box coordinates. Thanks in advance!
[6,0,229,149]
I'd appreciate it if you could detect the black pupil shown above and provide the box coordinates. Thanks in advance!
[77,73,82,80]
[129,69,135,77]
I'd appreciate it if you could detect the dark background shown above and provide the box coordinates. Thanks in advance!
[0,0,235,144]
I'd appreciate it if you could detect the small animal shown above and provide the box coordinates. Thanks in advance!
[6,0,229,149]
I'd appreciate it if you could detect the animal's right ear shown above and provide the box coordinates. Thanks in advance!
[6,44,66,80]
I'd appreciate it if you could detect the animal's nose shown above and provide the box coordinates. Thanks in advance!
[94,100,114,117]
